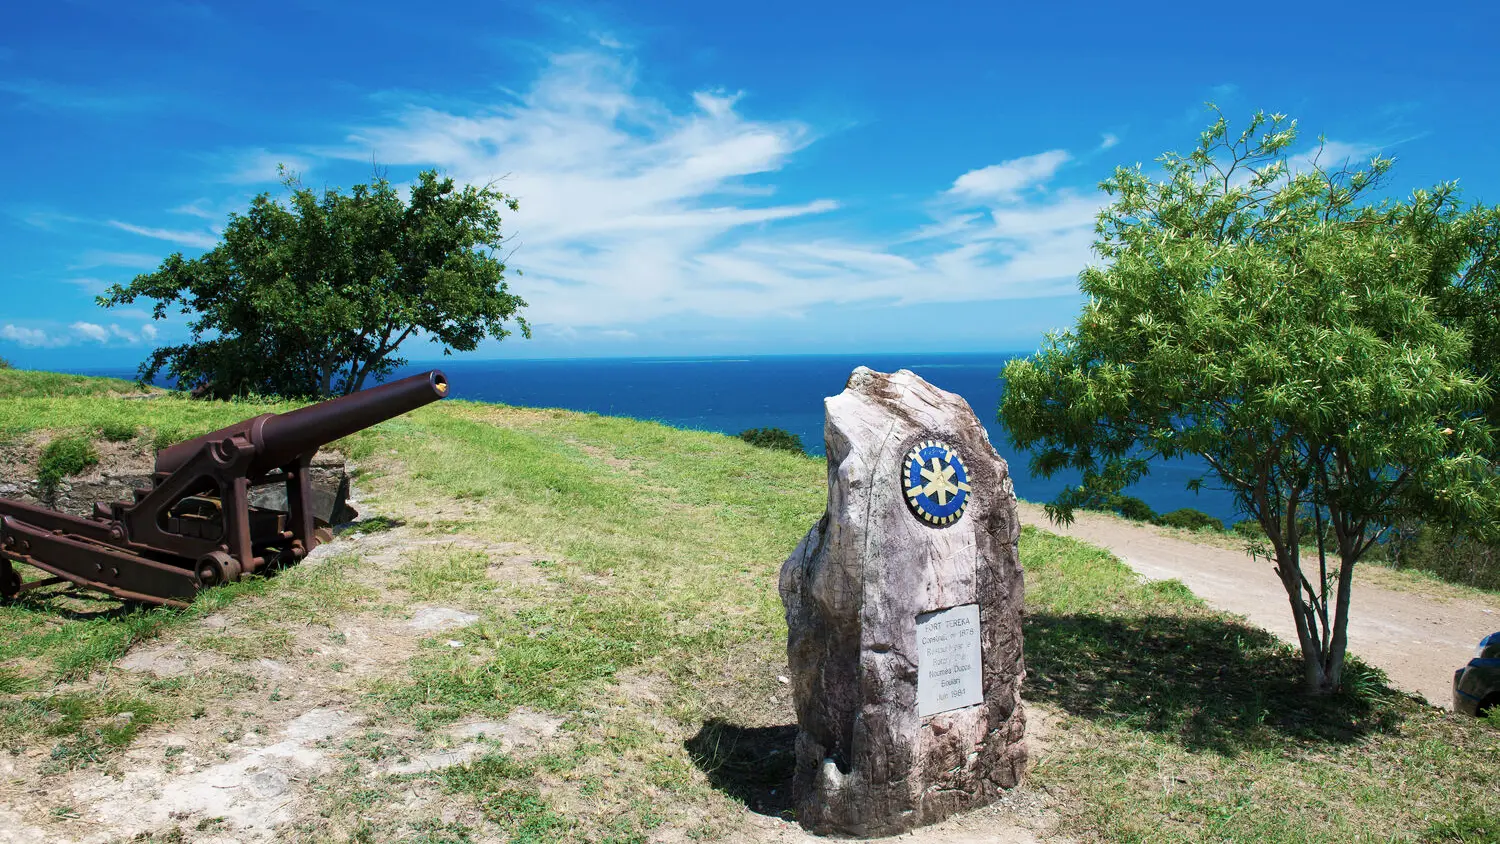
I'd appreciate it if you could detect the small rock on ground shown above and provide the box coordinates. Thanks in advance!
[407,607,479,631]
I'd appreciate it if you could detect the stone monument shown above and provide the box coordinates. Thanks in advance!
[778,367,1027,837]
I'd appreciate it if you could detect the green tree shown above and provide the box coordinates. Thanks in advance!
[737,427,806,455]
[1156,508,1223,532]
[1391,189,1500,423]
[1000,110,1500,694]
[100,169,529,399]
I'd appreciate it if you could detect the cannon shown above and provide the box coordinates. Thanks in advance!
[0,370,448,607]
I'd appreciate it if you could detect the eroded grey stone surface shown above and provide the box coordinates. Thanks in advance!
[779,367,1027,837]
[72,708,362,842]
[406,607,479,631]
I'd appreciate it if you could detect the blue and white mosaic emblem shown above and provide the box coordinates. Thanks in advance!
[902,439,971,526]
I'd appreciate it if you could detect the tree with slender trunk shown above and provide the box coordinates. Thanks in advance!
[1000,109,1500,693]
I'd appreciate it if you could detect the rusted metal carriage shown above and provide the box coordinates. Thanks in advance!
[0,370,448,607]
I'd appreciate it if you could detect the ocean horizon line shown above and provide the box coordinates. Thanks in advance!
[399,349,1037,366]
[34,353,1240,523]
[56,349,1037,380]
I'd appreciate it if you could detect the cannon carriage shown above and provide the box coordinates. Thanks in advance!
[0,370,448,607]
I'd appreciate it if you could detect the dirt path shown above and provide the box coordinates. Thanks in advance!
[1017,503,1500,708]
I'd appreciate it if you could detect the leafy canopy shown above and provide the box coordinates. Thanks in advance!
[737,427,807,455]
[100,169,529,399]
[1000,108,1500,691]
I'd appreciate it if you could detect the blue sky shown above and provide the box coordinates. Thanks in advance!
[2,1,1497,370]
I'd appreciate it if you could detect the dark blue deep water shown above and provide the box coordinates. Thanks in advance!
[74,353,1241,524]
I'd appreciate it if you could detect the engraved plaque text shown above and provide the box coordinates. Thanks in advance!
[915,603,984,717]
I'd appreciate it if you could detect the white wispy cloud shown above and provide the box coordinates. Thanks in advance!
[1,325,62,348]
[1208,83,1238,101]
[1100,133,1119,150]
[70,251,165,270]
[169,201,223,220]
[899,213,987,244]
[107,220,219,249]
[15,209,87,230]
[220,148,313,184]
[0,318,161,349]
[987,195,1102,239]
[63,278,114,295]
[323,49,1102,330]
[0,78,162,113]
[946,151,1072,202]
[1299,139,1384,171]
[71,322,110,343]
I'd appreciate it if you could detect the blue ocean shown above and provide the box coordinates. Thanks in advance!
[75,353,1241,524]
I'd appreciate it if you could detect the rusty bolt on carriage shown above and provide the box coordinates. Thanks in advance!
[0,370,448,607]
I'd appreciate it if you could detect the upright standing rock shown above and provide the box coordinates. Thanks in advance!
[779,367,1026,837]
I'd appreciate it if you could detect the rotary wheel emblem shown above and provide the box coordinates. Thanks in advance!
[902,439,971,526]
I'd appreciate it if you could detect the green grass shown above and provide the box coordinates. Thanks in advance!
[2,369,1497,843]
[376,595,673,729]
[355,400,1498,842]
[97,421,139,442]
[36,434,98,497]
[345,514,403,534]
[1021,528,1497,842]
[0,684,168,772]
[1423,808,1500,843]
[0,394,283,442]
[0,368,140,399]
[0,667,32,694]
[0,550,365,765]
[396,546,491,600]
[441,753,573,840]
[0,371,382,449]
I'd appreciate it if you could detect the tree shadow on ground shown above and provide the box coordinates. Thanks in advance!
[1023,610,1407,755]
[682,611,1407,814]
[684,720,798,820]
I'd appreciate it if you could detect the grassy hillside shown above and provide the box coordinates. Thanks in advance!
[0,370,1496,843]
[0,366,141,400]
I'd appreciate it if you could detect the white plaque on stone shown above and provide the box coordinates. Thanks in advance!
[915,603,984,717]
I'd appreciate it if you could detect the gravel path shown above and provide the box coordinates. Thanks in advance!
[1016,503,1500,709]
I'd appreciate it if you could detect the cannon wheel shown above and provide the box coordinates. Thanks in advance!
[195,551,243,589]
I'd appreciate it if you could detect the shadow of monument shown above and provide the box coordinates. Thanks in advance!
[684,719,798,820]
[1023,611,1406,755]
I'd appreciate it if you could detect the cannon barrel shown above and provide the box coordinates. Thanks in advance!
[155,370,449,476]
